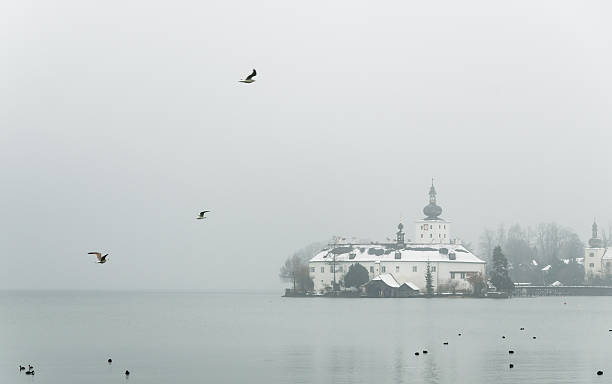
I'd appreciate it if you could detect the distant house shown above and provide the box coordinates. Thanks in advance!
[363,274,420,297]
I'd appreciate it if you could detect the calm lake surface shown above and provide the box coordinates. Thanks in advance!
[1,291,611,384]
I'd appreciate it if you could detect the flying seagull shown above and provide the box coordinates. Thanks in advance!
[239,69,256,83]
[196,211,210,220]
[88,252,108,264]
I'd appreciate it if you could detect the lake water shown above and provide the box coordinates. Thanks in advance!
[1,291,611,384]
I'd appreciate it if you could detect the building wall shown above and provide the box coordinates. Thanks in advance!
[309,260,485,293]
[415,219,450,244]
[584,247,608,281]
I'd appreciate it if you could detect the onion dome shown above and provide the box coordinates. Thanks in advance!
[423,180,443,220]
[589,219,603,248]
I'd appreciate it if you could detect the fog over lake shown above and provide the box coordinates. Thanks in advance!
[1,0,611,292]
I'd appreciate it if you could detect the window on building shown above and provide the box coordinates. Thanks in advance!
[370,266,374,273]
[590,252,595,257]
[412,266,417,272]
[430,234,433,238]
[396,266,400,272]
[321,267,324,273]
[337,266,343,273]
[439,225,441,229]
[444,234,446,238]
[330,266,334,273]
[381,266,386,273]
[421,234,423,238]
[451,272,456,279]
[439,234,441,238]
[589,263,595,268]
[444,225,446,229]
[432,266,436,272]
[460,272,466,279]
[311,267,315,273]
[395,251,401,260]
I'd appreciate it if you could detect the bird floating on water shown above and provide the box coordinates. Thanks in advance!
[19,365,25,371]
[88,252,108,264]
[239,69,257,83]
[196,211,210,220]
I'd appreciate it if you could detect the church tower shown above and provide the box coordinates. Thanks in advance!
[415,180,451,244]
[396,222,405,247]
[585,219,608,282]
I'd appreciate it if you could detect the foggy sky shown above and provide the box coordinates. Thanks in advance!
[1,0,611,290]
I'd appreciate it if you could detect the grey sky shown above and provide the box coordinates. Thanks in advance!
[1,0,610,290]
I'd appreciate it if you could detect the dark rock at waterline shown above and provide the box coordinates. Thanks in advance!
[509,364,514,369]
[414,352,419,356]
[509,350,515,354]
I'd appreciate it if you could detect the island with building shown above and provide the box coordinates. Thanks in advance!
[281,182,612,298]
[306,182,487,297]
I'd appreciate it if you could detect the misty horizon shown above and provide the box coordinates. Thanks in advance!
[1,0,611,291]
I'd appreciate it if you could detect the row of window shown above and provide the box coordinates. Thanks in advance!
[421,224,446,230]
[312,265,437,274]
[450,272,466,279]
[420,233,447,238]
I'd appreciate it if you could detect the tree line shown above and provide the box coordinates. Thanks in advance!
[479,222,586,286]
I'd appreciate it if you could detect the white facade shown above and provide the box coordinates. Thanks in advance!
[415,219,451,244]
[308,182,486,293]
[585,221,611,281]
[309,243,486,293]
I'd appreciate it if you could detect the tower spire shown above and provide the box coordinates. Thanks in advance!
[589,217,603,248]
[423,179,442,220]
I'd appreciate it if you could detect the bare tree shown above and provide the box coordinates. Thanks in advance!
[601,222,612,248]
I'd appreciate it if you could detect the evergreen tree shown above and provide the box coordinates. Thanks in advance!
[344,263,369,288]
[425,259,434,295]
[489,246,514,293]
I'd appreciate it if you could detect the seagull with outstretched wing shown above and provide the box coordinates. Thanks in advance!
[196,210,210,220]
[239,69,257,83]
[88,252,108,264]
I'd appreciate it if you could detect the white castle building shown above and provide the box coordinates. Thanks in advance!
[308,183,486,294]
[584,220,611,282]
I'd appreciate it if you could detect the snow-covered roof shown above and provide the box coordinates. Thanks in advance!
[372,273,400,288]
[551,281,563,287]
[531,259,538,266]
[369,274,420,291]
[401,281,420,291]
[541,265,552,271]
[309,243,485,264]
